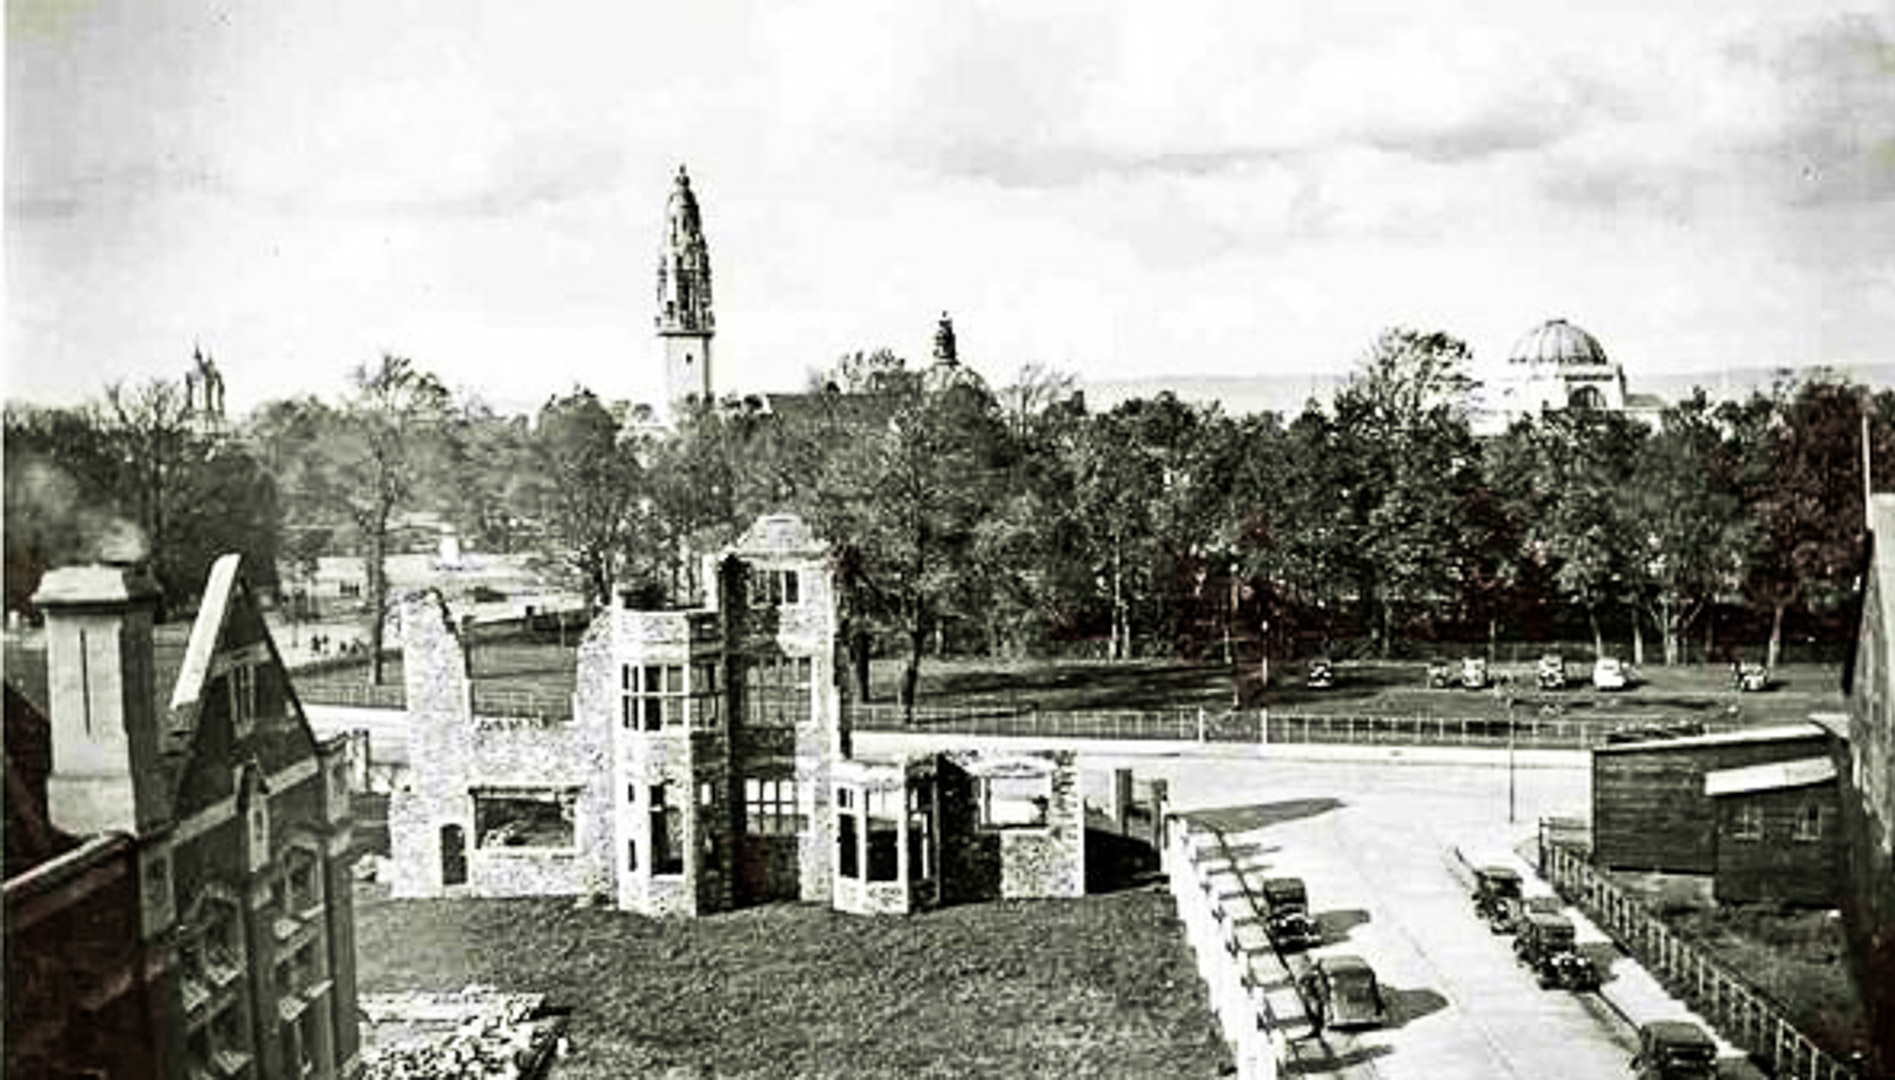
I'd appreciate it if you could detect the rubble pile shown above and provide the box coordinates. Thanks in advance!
[360,985,567,1080]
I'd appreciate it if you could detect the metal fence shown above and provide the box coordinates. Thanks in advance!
[295,680,407,710]
[1541,842,1861,1080]
[295,679,573,722]
[851,703,1266,742]
[855,702,1750,749]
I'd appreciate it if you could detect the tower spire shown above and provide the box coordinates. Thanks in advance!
[657,164,714,414]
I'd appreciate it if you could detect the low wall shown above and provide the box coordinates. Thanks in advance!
[1165,816,1323,1079]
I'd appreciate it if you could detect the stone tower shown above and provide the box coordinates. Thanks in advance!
[656,164,714,414]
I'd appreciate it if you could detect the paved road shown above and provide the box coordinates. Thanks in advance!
[1094,756,1643,1079]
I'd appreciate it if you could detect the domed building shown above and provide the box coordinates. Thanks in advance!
[1475,317,1660,433]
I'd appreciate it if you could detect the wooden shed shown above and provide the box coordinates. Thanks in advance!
[1591,723,1834,873]
[1705,756,1841,906]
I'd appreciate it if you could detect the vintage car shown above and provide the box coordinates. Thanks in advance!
[1513,911,1601,990]
[1630,1020,1719,1079]
[1306,658,1336,691]
[1259,876,1322,951]
[1492,894,1563,936]
[1733,661,1770,692]
[1472,865,1523,923]
[1593,657,1630,691]
[1301,955,1388,1031]
[1536,653,1568,690]
[1425,657,1455,689]
[1460,656,1492,690]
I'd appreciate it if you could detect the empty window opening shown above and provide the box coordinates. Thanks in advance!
[981,770,1052,830]
[651,782,685,876]
[473,789,576,850]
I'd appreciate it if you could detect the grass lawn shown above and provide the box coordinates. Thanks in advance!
[353,884,1228,1079]
[1612,874,1870,1062]
[870,655,1843,729]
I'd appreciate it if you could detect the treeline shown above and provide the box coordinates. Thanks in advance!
[7,329,1893,698]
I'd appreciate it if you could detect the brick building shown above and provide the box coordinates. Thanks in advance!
[4,554,361,1078]
[388,513,1084,916]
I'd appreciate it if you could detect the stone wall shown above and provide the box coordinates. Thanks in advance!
[998,751,1085,899]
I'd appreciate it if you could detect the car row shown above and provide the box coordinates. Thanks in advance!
[1254,873,1390,1032]
[1469,865,1599,989]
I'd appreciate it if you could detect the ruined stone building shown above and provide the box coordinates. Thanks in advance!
[387,513,1084,916]
[5,554,362,1078]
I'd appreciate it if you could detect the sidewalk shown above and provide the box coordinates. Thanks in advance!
[1448,835,1770,1080]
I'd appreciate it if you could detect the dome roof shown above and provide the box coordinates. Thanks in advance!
[1508,318,1608,366]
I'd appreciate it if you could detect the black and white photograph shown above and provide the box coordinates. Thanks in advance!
[5,1,1893,1077]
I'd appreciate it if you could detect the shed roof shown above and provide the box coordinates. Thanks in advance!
[1592,722,1829,754]
[1703,756,1837,797]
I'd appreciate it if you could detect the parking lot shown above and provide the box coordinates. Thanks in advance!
[1109,755,1648,1078]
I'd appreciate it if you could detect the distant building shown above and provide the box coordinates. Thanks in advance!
[184,345,228,436]
[1473,318,1665,435]
[1590,723,1838,888]
[656,164,714,416]
[4,555,362,1078]
[387,513,1084,916]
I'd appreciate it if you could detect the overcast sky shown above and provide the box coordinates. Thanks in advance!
[7,0,1892,414]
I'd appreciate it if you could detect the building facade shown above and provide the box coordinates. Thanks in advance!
[1704,756,1842,905]
[1474,317,1665,435]
[5,554,361,1079]
[1841,494,1895,1075]
[656,164,714,415]
[387,513,1084,916]
[1591,724,1837,874]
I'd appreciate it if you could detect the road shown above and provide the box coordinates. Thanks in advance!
[1091,755,1643,1079]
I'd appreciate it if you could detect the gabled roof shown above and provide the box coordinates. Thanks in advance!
[1704,756,1837,797]
[165,553,319,818]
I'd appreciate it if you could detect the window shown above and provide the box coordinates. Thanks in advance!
[837,806,859,879]
[228,663,257,738]
[754,568,800,607]
[1568,385,1605,410]
[908,781,934,881]
[691,662,720,729]
[622,663,687,730]
[626,838,638,872]
[866,787,899,883]
[981,770,1051,829]
[286,849,323,915]
[1793,802,1824,842]
[473,788,577,850]
[650,783,684,875]
[744,655,813,727]
[1731,803,1764,842]
[744,778,802,836]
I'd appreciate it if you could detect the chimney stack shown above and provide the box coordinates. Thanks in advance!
[32,562,166,836]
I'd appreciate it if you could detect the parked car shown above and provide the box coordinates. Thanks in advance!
[1460,656,1492,690]
[1536,653,1568,690]
[1592,657,1630,691]
[1306,658,1336,691]
[1733,661,1770,692]
[1472,865,1523,924]
[1513,911,1600,990]
[1630,1020,1718,1079]
[1301,955,1388,1031]
[1259,876,1321,952]
[1492,894,1562,936]
[1425,657,1455,689]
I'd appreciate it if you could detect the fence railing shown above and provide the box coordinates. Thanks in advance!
[1541,842,1860,1080]
[852,703,1266,742]
[295,680,408,711]
[855,702,1750,750]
